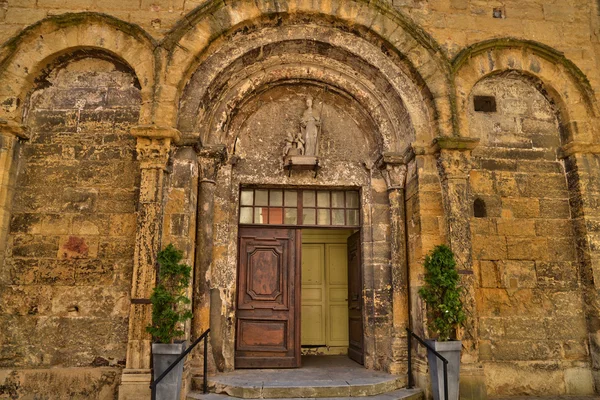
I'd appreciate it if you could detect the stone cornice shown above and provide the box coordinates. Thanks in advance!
[197,144,227,161]
[0,120,29,140]
[558,142,600,159]
[377,147,415,168]
[130,125,181,143]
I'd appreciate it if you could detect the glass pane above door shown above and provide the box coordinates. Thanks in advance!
[239,188,360,227]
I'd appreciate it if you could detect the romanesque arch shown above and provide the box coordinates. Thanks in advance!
[0,13,156,126]
[159,0,453,139]
[453,38,599,144]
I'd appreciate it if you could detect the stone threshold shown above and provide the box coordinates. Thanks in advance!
[187,388,423,400]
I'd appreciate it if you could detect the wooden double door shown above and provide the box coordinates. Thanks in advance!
[235,227,363,368]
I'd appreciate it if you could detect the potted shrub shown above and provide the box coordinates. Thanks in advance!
[418,245,466,400]
[147,244,193,400]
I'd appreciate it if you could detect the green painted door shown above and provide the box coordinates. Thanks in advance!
[301,230,351,354]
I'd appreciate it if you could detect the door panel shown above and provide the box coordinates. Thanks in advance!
[236,227,300,368]
[347,231,364,364]
[301,244,326,346]
[326,244,349,347]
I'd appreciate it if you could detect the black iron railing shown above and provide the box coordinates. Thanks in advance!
[150,328,211,400]
[406,328,448,400]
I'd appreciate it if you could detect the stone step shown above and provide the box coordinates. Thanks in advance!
[192,373,405,399]
[187,388,424,400]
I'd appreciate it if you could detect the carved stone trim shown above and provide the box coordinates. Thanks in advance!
[135,137,173,170]
[377,149,412,190]
[197,144,227,182]
[558,142,600,158]
[432,137,479,180]
[132,125,181,170]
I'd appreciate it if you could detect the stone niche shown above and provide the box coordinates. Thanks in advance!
[205,83,396,372]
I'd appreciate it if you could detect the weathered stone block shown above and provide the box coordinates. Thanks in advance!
[9,213,42,234]
[501,198,540,218]
[506,237,548,261]
[503,260,537,289]
[472,235,507,260]
[535,261,578,289]
[11,235,59,258]
[497,219,535,236]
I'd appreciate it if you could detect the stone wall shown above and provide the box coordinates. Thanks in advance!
[0,1,595,83]
[0,55,140,397]
[0,1,599,399]
[468,75,593,395]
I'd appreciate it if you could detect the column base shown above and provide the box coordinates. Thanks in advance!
[118,369,152,400]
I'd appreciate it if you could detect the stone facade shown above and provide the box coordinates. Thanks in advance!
[0,0,599,399]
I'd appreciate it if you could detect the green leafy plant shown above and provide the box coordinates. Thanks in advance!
[418,245,466,341]
[146,244,193,344]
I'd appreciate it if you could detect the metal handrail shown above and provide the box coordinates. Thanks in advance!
[406,328,448,400]
[150,328,211,400]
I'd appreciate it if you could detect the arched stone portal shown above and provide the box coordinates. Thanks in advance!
[175,14,435,377]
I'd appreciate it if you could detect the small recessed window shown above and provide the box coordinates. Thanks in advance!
[474,198,487,218]
[474,96,497,113]
[493,8,504,18]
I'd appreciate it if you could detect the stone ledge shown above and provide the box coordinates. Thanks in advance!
[432,136,480,152]
[558,142,600,158]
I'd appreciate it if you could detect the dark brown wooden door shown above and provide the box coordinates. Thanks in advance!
[235,227,301,368]
[347,231,364,365]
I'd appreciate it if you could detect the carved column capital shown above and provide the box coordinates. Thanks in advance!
[434,137,479,180]
[377,149,414,190]
[197,144,227,183]
[131,125,181,170]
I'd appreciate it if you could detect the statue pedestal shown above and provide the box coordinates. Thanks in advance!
[283,155,320,177]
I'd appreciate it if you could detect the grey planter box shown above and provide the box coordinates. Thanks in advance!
[152,342,186,400]
[426,340,461,400]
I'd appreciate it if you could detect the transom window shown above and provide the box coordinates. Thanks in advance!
[239,188,360,227]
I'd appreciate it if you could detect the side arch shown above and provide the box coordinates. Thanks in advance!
[0,12,157,125]
[453,38,599,144]
[159,0,453,137]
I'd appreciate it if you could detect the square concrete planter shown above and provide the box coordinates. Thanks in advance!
[426,340,461,400]
[152,342,186,400]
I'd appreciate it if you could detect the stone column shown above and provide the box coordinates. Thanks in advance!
[560,142,600,389]
[191,145,226,371]
[119,126,180,400]
[0,121,28,280]
[378,150,411,375]
[434,137,486,399]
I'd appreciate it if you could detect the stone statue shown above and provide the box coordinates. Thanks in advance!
[301,96,321,156]
[283,132,305,157]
